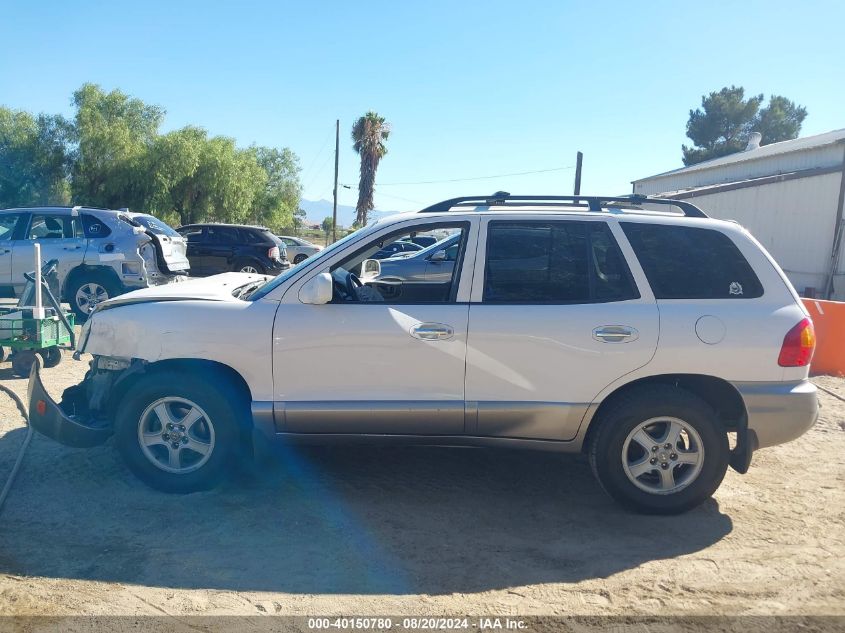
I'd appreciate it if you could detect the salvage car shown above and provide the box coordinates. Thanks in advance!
[0,206,189,319]
[28,193,818,514]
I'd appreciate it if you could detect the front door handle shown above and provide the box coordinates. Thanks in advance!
[593,325,639,343]
[411,322,454,341]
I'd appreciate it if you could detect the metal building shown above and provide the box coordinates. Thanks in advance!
[632,129,845,299]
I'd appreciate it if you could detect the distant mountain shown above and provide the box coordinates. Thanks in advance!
[299,199,398,228]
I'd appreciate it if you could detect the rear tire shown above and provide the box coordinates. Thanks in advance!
[115,370,242,493]
[66,271,121,322]
[233,259,265,274]
[293,254,308,265]
[588,386,729,514]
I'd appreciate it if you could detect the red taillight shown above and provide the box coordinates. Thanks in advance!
[778,318,816,367]
[268,246,280,260]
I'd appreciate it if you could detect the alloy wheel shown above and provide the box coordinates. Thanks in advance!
[621,417,705,495]
[137,397,216,474]
[75,282,109,314]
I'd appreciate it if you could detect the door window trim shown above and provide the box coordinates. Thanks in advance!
[478,218,641,305]
[275,217,480,305]
[331,220,472,305]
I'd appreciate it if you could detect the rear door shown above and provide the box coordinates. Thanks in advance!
[12,211,87,295]
[204,226,241,273]
[465,216,659,441]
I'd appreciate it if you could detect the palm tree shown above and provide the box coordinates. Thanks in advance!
[351,111,390,226]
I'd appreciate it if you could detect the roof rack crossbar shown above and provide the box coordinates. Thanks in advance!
[418,194,707,218]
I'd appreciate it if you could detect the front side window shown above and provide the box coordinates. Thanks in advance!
[621,222,763,299]
[333,223,469,304]
[0,214,22,240]
[483,221,638,304]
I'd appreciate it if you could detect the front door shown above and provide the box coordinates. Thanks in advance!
[464,217,659,441]
[0,213,24,289]
[272,219,478,435]
[12,212,87,296]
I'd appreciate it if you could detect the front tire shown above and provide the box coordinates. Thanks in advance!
[115,371,241,493]
[588,386,729,514]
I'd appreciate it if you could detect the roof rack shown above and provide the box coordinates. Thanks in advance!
[418,192,708,218]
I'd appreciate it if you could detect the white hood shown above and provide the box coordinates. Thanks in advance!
[100,273,271,308]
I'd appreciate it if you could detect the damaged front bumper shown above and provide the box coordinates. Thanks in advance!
[26,363,112,448]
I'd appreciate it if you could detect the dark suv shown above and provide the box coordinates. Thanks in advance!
[176,223,290,276]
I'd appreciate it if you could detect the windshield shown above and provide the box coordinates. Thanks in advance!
[248,225,374,301]
[130,214,181,237]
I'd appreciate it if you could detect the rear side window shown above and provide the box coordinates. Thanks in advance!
[81,214,112,238]
[207,226,243,243]
[621,223,763,299]
[28,214,74,239]
[483,221,638,303]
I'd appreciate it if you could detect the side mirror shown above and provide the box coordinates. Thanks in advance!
[362,258,381,280]
[299,272,333,305]
[429,250,447,262]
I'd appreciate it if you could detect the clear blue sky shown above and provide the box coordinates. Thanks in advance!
[1,0,842,214]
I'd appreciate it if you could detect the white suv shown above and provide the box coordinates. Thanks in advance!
[28,194,818,514]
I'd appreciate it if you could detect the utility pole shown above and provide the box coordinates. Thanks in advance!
[331,119,339,243]
[573,151,583,196]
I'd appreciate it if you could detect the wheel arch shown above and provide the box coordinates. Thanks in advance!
[62,264,123,302]
[107,358,254,429]
[582,373,747,453]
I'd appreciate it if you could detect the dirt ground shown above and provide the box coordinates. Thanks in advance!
[0,342,843,620]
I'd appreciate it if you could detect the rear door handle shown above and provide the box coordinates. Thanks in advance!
[411,323,454,341]
[593,325,639,343]
[63,245,81,251]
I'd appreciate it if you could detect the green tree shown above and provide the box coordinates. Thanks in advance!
[321,216,334,234]
[250,146,301,230]
[682,86,807,165]
[0,108,73,207]
[1,83,302,229]
[351,111,390,226]
[292,206,307,234]
[71,83,164,208]
[754,95,808,146]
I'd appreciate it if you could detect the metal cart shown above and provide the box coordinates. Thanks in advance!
[0,258,76,377]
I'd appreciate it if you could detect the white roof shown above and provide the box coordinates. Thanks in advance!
[634,128,845,183]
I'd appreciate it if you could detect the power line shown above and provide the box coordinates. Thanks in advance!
[358,165,577,187]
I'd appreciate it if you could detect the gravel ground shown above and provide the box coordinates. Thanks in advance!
[0,341,843,620]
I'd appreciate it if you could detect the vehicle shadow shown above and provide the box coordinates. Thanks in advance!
[0,428,733,594]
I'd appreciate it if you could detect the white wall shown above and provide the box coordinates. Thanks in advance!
[671,173,844,298]
[634,144,845,195]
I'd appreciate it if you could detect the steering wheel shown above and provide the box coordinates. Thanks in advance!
[345,271,363,301]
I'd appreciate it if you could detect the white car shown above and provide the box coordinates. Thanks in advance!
[28,194,818,514]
